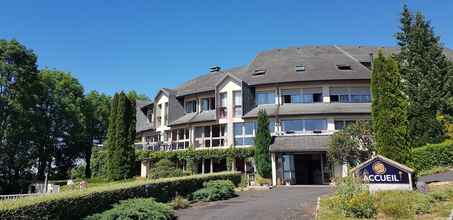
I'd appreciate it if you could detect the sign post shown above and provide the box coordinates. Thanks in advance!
[351,155,414,192]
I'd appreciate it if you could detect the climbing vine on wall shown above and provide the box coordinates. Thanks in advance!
[136,147,255,162]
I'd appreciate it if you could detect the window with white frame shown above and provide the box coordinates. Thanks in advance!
[185,100,197,113]
[164,103,169,125]
[194,124,226,148]
[233,91,242,117]
[281,119,327,134]
[219,92,227,118]
[281,88,322,104]
[201,97,215,111]
[330,87,371,103]
[234,122,255,146]
[256,91,276,105]
[171,128,190,149]
[156,104,162,127]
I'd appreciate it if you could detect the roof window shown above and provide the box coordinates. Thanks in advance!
[336,65,352,71]
[253,68,266,76]
[295,64,305,72]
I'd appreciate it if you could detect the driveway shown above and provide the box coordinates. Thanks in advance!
[176,186,333,220]
[418,171,453,183]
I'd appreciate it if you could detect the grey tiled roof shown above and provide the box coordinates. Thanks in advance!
[269,135,331,152]
[136,100,154,133]
[169,110,216,126]
[175,66,246,97]
[243,103,371,118]
[172,45,453,97]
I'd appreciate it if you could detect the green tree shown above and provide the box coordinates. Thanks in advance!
[82,91,111,178]
[254,110,272,178]
[126,90,150,101]
[36,69,85,179]
[396,5,452,146]
[371,52,409,162]
[328,121,374,167]
[106,92,136,180]
[0,39,40,193]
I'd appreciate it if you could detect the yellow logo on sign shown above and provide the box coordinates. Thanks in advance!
[372,162,386,174]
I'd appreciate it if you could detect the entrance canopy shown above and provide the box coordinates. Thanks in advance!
[269,135,330,152]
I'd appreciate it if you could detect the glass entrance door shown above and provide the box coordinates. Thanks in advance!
[282,154,295,185]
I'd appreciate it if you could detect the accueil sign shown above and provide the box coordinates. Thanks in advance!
[353,156,412,185]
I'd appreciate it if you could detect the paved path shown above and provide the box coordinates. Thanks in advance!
[418,171,453,183]
[176,186,333,220]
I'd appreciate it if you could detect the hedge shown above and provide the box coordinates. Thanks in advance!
[0,172,241,220]
[409,140,453,171]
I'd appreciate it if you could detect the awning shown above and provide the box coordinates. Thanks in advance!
[269,135,331,152]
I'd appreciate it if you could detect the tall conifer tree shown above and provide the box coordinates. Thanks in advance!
[106,92,136,180]
[371,52,409,162]
[254,110,272,178]
[396,5,452,146]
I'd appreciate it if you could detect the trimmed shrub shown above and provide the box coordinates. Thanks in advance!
[410,140,453,171]
[0,172,241,219]
[192,180,236,202]
[149,159,185,179]
[85,198,173,220]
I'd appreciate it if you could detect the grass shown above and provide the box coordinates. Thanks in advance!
[0,172,237,211]
[417,166,452,177]
[317,183,453,220]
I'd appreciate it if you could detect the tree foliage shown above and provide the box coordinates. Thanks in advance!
[254,110,272,178]
[0,39,40,193]
[371,52,409,162]
[396,5,453,146]
[328,121,374,167]
[106,92,136,180]
[82,91,111,178]
[36,69,85,179]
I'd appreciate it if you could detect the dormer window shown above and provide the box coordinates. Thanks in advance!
[295,64,305,72]
[336,65,352,71]
[253,68,266,76]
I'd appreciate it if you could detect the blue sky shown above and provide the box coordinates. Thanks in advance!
[1,1,452,98]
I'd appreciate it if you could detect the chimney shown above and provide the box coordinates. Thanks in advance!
[369,53,374,70]
[210,66,221,72]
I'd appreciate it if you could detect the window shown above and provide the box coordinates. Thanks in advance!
[334,120,355,130]
[330,87,371,103]
[201,97,215,111]
[253,68,266,76]
[233,91,242,117]
[234,122,255,146]
[336,65,352,70]
[171,128,189,149]
[295,64,305,72]
[194,124,226,148]
[185,100,197,113]
[282,119,327,134]
[302,88,323,103]
[164,103,169,125]
[146,108,154,124]
[219,92,227,118]
[282,88,322,103]
[282,89,302,103]
[256,91,275,105]
[350,87,371,103]
[156,104,162,127]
